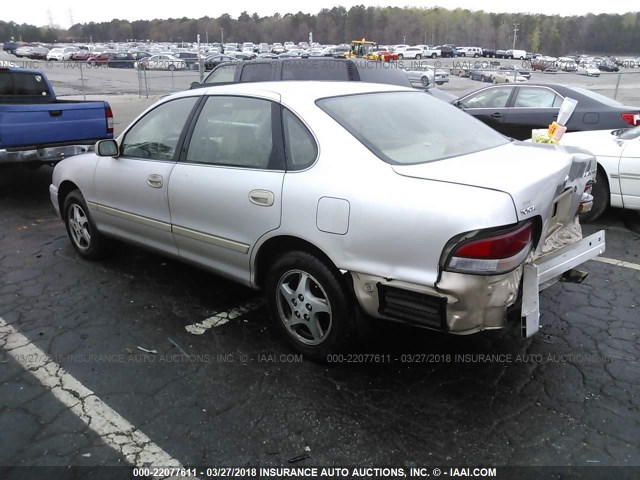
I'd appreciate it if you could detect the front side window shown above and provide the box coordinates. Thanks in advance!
[459,87,514,109]
[186,96,276,169]
[121,97,198,160]
[318,91,509,165]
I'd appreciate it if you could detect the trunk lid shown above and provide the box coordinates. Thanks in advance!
[392,141,597,253]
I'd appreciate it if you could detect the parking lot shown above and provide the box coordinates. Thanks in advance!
[1,51,640,478]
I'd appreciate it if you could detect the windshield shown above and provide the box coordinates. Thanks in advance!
[317,91,509,165]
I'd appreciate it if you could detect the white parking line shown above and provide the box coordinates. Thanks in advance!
[185,299,264,335]
[593,256,640,272]
[0,316,186,477]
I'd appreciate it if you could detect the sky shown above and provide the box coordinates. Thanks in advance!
[4,1,639,29]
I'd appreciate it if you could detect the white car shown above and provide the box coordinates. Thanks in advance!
[560,126,640,221]
[489,71,528,83]
[135,54,187,71]
[458,46,483,58]
[397,47,425,60]
[414,45,440,58]
[49,81,604,358]
[406,65,449,87]
[577,64,600,77]
[46,46,78,61]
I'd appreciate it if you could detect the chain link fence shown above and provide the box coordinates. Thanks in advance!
[2,53,640,105]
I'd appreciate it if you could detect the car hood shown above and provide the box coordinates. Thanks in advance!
[391,141,597,235]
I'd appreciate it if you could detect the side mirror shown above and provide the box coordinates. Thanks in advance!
[452,100,460,108]
[96,139,119,157]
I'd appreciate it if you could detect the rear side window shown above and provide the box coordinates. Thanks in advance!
[513,87,563,108]
[240,63,276,82]
[281,60,350,80]
[283,109,318,170]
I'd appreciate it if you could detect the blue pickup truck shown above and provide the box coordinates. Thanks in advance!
[0,66,113,165]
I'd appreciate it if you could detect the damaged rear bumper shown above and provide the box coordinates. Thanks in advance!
[350,229,606,336]
[521,229,605,337]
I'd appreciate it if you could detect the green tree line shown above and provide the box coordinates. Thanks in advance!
[2,6,639,56]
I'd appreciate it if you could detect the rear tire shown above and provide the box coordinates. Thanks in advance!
[63,190,110,260]
[266,251,353,360]
[580,170,609,223]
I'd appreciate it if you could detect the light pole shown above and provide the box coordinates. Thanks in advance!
[221,28,224,45]
[512,23,519,50]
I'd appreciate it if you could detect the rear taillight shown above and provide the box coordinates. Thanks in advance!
[105,106,114,135]
[621,113,640,126]
[447,222,533,275]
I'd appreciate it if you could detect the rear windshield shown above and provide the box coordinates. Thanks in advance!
[0,71,52,97]
[571,86,622,107]
[357,62,411,87]
[317,91,509,165]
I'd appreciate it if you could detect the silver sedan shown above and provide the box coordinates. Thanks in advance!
[50,82,605,358]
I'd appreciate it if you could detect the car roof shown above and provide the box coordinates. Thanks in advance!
[174,80,412,103]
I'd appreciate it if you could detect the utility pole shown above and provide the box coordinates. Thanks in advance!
[221,28,224,45]
[512,23,519,50]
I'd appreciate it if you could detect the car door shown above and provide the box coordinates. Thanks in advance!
[456,85,515,135]
[619,134,640,209]
[168,94,285,285]
[92,96,200,255]
[501,86,563,140]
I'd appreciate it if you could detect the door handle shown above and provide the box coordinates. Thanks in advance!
[249,189,274,207]
[491,112,503,118]
[147,174,163,188]
[49,110,63,117]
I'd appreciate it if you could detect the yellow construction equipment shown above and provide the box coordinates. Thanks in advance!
[346,38,379,59]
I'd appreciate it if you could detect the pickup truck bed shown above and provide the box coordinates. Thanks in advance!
[0,67,113,164]
[1,100,112,150]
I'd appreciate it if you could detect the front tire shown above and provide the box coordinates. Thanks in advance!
[63,190,109,260]
[580,170,609,222]
[266,251,353,359]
